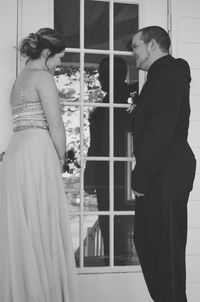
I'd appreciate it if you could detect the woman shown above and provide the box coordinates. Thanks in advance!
[0,28,79,302]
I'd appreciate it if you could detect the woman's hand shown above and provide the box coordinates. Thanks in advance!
[0,152,5,162]
[59,159,65,173]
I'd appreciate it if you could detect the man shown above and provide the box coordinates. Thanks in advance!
[131,26,196,302]
[84,56,138,263]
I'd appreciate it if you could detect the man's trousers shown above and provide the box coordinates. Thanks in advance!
[134,191,190,302]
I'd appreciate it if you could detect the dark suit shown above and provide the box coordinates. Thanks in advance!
[131,55,196,302]
[85,82,137,260]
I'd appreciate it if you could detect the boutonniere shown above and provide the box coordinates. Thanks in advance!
[126,91,138,113]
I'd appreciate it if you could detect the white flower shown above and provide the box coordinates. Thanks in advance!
[126,91,137,113]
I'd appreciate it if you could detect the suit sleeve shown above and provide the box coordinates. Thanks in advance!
[131,75,182,194]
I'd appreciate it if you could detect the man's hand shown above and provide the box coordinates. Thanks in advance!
[134,191,145,197]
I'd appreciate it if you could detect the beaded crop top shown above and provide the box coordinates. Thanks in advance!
[11,68,49,132]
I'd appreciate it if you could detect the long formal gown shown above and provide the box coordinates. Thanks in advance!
[0,68,79,302]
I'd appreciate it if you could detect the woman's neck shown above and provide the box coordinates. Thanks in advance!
[26,59,48,71]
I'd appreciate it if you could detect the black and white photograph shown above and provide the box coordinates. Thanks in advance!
[0,0,199,301]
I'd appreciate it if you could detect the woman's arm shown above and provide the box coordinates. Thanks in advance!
[35,71,66,161]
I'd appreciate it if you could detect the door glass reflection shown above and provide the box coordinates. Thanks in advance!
[54,52,80,103]
[114,215,139,266]
[83,215,110,267]
[85,0,109,50]
[85,107,110,157]
[84,160,110,211]
[114,3,138,51]
[114,161,135,211]
[84,54,107,103]
[54,0,80,48]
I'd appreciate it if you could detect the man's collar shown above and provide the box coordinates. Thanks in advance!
[147,54,172,78]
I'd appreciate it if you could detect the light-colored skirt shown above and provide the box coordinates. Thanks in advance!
[0,129,79,302]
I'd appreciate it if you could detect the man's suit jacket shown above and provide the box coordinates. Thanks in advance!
[131,55,196,201]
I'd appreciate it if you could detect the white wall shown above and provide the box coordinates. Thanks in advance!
[171,0,200,300]
[0,0,53,153]
[0,0,17,152]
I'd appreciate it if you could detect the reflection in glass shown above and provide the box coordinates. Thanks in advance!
[84,178,98,212]
[54,0,80,48]
[84,54,107,104]
[83,215,109,267]
[84,160,110,262]
[85,108,109,157]
[114,3,138,51]
[63,173,80,212]
[85,55,138,104]
[54,52,80,104]
[114,161,135,211]
[114,109,134,157]
[116,55,138,87]
[84,161,109,209]
[85,1,109,50]
[112,55,138,103]
[70,215,80,267]
[114,215,139,266]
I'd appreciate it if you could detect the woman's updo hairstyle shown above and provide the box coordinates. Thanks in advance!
[19,28,66,63]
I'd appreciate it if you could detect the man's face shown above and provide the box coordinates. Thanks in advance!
[132,32,151,71]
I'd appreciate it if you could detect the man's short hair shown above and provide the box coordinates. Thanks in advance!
[137,26,171,52]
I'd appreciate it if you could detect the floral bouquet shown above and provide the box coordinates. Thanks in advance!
[63,148,80,174]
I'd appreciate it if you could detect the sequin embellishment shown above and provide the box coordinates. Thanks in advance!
[12,102,49,132]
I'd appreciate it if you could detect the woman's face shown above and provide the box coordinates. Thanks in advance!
[46,50,65,72]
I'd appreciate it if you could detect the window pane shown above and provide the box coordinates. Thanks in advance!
[84,54,107,103]
[70,215,80,267]
[114,161,135,211]
[54,52,80,103]
[114,109,133,157]
[85,0,109,50]
[114,215,139,266]
[83,215,109,266]
[84,55,138,104]
[54,0,80,48]
[85,107,109,157]
[61,105,81,213]
[84,160,110,264]
[63,172,80,212]
[84,160,109,211]
[114,3,139,51]
[113,55,138,88]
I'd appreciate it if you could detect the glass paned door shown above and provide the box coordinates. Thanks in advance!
[54,0,139,269]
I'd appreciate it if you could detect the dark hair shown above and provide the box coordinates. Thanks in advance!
[98,56,128,83]
[137,26,171,52]
[19,28,66,63]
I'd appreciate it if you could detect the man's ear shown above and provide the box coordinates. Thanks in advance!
[149,39,157,51]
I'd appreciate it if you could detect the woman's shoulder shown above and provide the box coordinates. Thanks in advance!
[30,69,53,80]
[31,70,56,89]
[18,67,53,84]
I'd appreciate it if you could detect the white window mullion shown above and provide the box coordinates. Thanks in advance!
[79,0,85,269]
[109,0,114,267]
